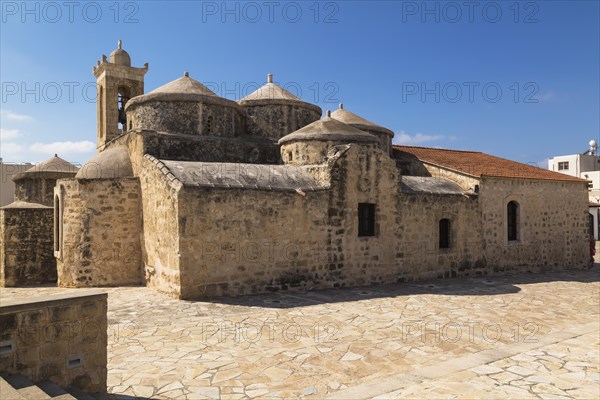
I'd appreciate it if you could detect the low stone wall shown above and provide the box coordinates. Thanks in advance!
[0,202,55,287]
[0,290,107,393]
[56,178,143,287]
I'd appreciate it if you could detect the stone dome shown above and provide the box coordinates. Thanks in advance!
[76,146,133,179]
[279,112,379,145]
[124,72,244,137]
[239,74,321,112]
[126,72,237,108]
[331,104,394,138]
[13,154,78,181]
[109,40,131,66]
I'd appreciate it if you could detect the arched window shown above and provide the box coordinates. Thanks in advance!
[53,192,63,258]
[507,201,519,241]
[54,195,60,253]
[117,86,130,131]
[439,218,450,249]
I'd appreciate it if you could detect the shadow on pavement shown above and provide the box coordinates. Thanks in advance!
[192,265,600,309]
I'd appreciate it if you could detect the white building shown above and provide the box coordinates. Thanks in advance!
[0,160,33,207]
[549,140,600,240]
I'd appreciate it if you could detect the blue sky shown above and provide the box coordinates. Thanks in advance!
[1,0,598,166]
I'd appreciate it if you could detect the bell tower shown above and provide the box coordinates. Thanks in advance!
[93,40,148,151]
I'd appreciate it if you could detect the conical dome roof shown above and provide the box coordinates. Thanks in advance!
[278,112,378,145]
[126,72,237,109]
[239,74,321,112]
[331,104,394,137]
[148,73,218,97]
[13,154,79,181]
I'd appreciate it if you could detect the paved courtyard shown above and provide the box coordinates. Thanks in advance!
[2,268,599,399]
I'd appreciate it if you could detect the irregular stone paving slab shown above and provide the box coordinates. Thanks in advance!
[2,268,599,399]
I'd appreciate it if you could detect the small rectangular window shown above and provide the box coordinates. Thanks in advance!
[439,219,450,249]
[358,203,376,237]
[558,161,569,171]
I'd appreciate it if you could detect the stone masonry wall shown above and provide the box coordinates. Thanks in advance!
[242,104,322,140]
[177,187,331,299]
[479,178,590,272]
[106,130,281,172]
[0,291,107,393]
[14,178,58,207]
[56,178,142,287]
[139,157,182,297]
[128,101,245,137]
[0,205,56,287]
[175,144,402,299]
[325,145,401,287]
[396,191,485,280]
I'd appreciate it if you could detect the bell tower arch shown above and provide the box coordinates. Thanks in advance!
[93,40,148,151]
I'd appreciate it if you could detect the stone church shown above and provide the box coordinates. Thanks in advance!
[0,42,591,299]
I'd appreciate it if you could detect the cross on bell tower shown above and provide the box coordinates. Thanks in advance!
[93,40,148,151]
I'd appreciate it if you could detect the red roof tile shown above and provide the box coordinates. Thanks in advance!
[393,145,588,183]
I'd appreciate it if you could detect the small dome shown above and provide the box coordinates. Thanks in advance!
[109,40,131,66]
[331,104,394,137]
[76,147,133,179]
[13,154,78,181]
[278,113,378,145]
[238,74,321,112]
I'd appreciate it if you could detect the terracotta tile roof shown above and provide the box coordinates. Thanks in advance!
[393,145,588,183]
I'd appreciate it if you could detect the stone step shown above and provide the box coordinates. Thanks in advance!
[1,374,52,399]
[65,386,100,400]
[90,392,115,400]
[0,375,24,400]
[37,380,77,399]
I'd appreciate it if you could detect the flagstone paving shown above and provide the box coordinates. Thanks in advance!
[2,267,599,399]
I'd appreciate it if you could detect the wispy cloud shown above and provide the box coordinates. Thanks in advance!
[393,131,447,145]
[1,142,26,158]
[537,158,549,169]
[537,90,558,102]
[29,141,96,155]
[0,128,20,140]
[1,110,33,122]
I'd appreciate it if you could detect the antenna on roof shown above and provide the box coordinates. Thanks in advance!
[589,140,597,156]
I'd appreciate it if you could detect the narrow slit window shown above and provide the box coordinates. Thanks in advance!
[439,218,450,249]
[207,116,213,133]
[358,203,376,237]
[507,201,519,241]
[54,194,62,254]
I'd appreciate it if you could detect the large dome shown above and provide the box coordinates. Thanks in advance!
[239,74,321,112]
[125,72,236,109]
[125,72,245,137]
